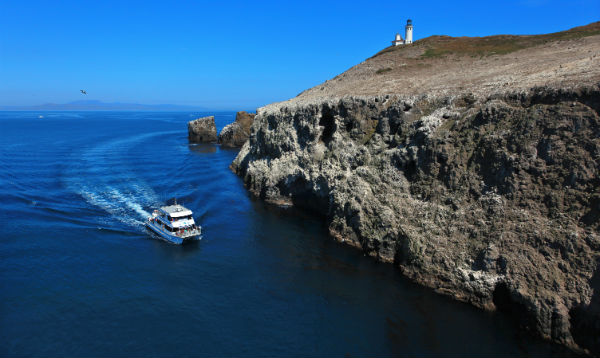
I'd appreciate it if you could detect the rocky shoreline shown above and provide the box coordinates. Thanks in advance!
[230,85,599,355]
[189,23,600,354]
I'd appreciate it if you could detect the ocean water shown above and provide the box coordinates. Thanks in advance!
[0,111,576,357]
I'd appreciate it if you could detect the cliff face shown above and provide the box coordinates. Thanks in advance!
[232,87,600,353]
[231,23,600,354]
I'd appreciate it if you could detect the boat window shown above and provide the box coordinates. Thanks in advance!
[171,215,192,221]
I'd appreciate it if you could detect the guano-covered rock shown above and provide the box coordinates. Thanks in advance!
[188,116,217,143]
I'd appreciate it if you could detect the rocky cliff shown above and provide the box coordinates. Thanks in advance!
[231,23,600,354]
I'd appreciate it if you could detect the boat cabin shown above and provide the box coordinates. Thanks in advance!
[153,204,197,229]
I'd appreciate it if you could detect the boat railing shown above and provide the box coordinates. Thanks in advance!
[148,217,199,238]
[174,227,201,238]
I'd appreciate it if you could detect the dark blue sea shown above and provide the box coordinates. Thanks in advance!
[0,111,576,357]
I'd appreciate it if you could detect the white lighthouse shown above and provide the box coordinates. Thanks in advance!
[391,19,414,46]
[405,19,413,44]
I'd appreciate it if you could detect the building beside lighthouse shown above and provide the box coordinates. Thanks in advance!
[391,33,404,46]
[391,19,414,46]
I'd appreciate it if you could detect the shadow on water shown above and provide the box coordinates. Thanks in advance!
[149,236,203,260]
[243,190,586,357]
[188,143,217,154]
[570,259,600,356]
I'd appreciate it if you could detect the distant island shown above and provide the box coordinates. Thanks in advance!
[0,100,210,111]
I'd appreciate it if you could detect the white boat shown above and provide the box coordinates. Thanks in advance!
[145,204,201,244]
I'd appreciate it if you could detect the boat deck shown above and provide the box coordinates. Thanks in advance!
[146,220,201,244]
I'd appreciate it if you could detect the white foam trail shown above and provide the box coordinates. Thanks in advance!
[108,188,151,219]
[64,130,179,230]
[80,189,144,228]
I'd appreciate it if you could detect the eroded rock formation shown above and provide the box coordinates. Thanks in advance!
[219,111,256,147]
[188,116,217,143]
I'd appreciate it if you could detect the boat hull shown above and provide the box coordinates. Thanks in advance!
[145,221,201,244]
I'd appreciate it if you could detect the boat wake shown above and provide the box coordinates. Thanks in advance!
[64,131,179,230]
[79,186,153,228]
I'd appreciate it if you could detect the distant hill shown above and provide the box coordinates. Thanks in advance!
[0,100,210,111]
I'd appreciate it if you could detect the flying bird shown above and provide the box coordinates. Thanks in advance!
[80,90,87,94]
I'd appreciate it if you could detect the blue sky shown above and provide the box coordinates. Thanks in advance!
[1,0,598,110]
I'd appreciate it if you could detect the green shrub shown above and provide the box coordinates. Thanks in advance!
[376,67,392,74]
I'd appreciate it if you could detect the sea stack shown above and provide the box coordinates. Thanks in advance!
[188,116,217,143]
[218,111,256,147]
